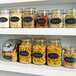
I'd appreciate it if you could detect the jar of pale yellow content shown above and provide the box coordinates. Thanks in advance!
[47,39,62,66]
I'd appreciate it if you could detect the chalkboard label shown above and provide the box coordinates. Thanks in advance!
[0,17,8,22]
[33,53,43,58]
[3,56,12,60]
[10,17,20,22]
[23,17,33,22]
[20,51,29,56]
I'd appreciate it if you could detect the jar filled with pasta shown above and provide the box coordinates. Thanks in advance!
[33,39,47,64]
[50,9,64,28]
[23,8,35,28]
[10,8,23,28]
[47,39,62,66]
[36,10,49,28]
[19,38,32,63]
[65,9,76,27]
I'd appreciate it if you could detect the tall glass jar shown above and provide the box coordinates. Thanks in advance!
[47,39,62,66]
[23,8,35,28]
[50,9,63,28]
[65,9,76,27]
[10,8,23,28]
[33,39,47,64]
[36,10,49,28]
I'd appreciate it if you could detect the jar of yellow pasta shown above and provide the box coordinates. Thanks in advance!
[33,39,46,64]
[10,8,23,28]
[47,39,62,66]
[19,38,32,63]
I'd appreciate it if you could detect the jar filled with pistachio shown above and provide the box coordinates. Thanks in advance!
[33,39,47,64]
[50,9,64,28]
[47,39,62,66]
[19,38,32,63]
[10,8,23,28]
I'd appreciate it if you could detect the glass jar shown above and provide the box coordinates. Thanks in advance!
[36,10,49,28]
[65,9,76,27]
[0,9,9,28]
[47,39,62,66]
[64,46,76,68]
[33,39,46,64]
[19,38,32,63]
[10,8,23,28]
[50,9,63,28]
[23,8,35,28]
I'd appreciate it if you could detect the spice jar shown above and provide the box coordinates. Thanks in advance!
[10,8,22,28]
[50,9,63,28]
[19,38,32,63]
[36,10,49,28]
[65,9,76,27]
[47,39,62,66]
[0,9,9,28]
[64,46,76,68]
[23,8,35,28]
[33,39,46,64]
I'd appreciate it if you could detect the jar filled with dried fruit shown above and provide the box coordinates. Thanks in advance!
[10,8,23,28]
[19,38,32,63]
[47,39,62,66]
[36,10,49,28]
[23,8,35,28]
[65,9,76,27]
[33,39,47,64]
[50,9,64,28]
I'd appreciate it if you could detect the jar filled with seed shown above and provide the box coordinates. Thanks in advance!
[10,8,23,28]
[23,8,35,28]
[33,39,47,64]
[47,39,62,66]
[19,38,32,63]
[65,9,76,27]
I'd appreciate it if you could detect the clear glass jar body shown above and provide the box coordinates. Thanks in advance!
[36,10,49,28]
[47,39,62,66]
[19,38,32,63]
[50,9,63,28]
[33,39,46,64]
[65,9,76,27]
[23,8,35,28]
[10,8,22,28]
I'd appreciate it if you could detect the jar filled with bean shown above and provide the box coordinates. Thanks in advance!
[47,39,62,66]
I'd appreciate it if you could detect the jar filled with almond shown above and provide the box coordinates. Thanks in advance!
[23,8,35,28]
[47,39,62,66]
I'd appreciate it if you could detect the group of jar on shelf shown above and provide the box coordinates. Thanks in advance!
[2,38,76,69]
[0,8,76,28]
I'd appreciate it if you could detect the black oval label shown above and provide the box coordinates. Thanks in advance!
[23,17,33,22]
[36,18,46,24]
[65,18,76,24]
[0,17,8,22]
[50,18,61,24]
[33,53,43,58]
[48,53,59,59]
[20,51,29,56]
[3,56,12,60]
[10,16,20,22]
[64,57,76,63]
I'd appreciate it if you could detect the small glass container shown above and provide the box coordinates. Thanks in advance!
[10,8,23,28]
[65,9,76,27]
[33,39,46,64]
[19,38,32,63]
[50,9,63,28]
[47,39,62,66]
[36,10,49,28]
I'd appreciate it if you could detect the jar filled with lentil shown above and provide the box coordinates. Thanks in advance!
[23,8,35,28]
[47,39,62,66]
[33,39,47,64]
[19,38,32,63]
[36,10,49,28]
[50,9,64,28]
[65,9,76,27]
[10,8,23,28]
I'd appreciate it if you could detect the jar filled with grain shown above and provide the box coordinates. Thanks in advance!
[50,9,64,28]
[47,39,62,66]
[33,39,47,64]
